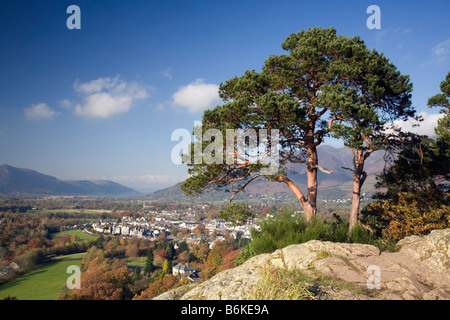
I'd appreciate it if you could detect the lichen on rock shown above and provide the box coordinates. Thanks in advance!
[154,229,450,300]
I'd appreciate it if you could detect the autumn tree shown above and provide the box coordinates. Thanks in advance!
[104,240,117,257]
[177,251,190,263]
[125,241,139,258]
[81,246,105,271]
[192,224,207,238]
[133,274,185,300]
[64,257,134,300]
[153,248,167,267]
[176,228,189,239]
[189,242,209,262]
[162,259,170,274]
[200,241,241,280]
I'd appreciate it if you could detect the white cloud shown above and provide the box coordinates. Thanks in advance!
[390,111,444,137]
[431,38,450,64]
[172,79,221,113]
[107,174,188,192]
[59,99,72,109]
[375,27,414,47]
[73,76,149,119]
[24,103,56,120]
[160,67,173,79]
[112,174,187,185]
[155,103,166,111]
[402,28,413,34]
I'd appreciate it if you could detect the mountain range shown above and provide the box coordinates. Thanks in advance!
[0,145,387,199]
[0,165,141,196]
[147,145,387,201]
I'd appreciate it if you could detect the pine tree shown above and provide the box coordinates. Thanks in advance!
[181,27,414,224]
[373,70,450,198]
[133,266,142,280]
[327,51,414,232]
[165,243,175,260]
[361,71,450,240]
[144,249,154,274]
[428,71,450,161]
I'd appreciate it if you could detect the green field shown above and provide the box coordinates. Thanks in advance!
[0,253,85,300]
[30,209,112,214]
[126,257,147,267]
[52,229,98,242]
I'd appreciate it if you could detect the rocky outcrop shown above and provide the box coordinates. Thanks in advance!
[155,228,450,300]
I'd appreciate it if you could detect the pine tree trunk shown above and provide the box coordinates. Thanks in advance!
[274,144,318,222]
[276,175,314,222]
[348,150,368,234]
[349,174,361,232]
[306,147,318,220]
[302,202,316,222]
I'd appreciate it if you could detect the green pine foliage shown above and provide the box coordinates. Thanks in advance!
[144,249,154,274]
[219,203,255,226]
[361,71,450,243]
[181,27,414,222]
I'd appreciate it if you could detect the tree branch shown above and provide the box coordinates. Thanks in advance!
[229,174,262,205]
[315,165,333,174]
[273,174,307,204]
[328,115,343,130]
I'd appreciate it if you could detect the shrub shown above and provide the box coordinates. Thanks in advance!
[235,211,375,265]
[361,191,450,242]
[13,249,46,273]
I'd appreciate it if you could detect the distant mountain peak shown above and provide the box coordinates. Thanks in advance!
[147,146,385,201]
[0,165,141,196]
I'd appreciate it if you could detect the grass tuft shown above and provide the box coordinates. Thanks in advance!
[244,266,315,300]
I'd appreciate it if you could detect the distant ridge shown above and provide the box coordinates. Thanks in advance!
[147,145,386,201]
[0,165,141,196]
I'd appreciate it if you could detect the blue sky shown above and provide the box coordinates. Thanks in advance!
[0,0,449,192]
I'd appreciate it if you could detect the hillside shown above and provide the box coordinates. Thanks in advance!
[147,145,386,201]
[155,228,450,300]
[0,165,140,196]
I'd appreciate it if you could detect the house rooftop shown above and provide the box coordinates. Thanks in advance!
[173,263,195,272]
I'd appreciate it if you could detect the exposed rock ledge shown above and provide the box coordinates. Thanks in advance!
[155,228,450,300]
